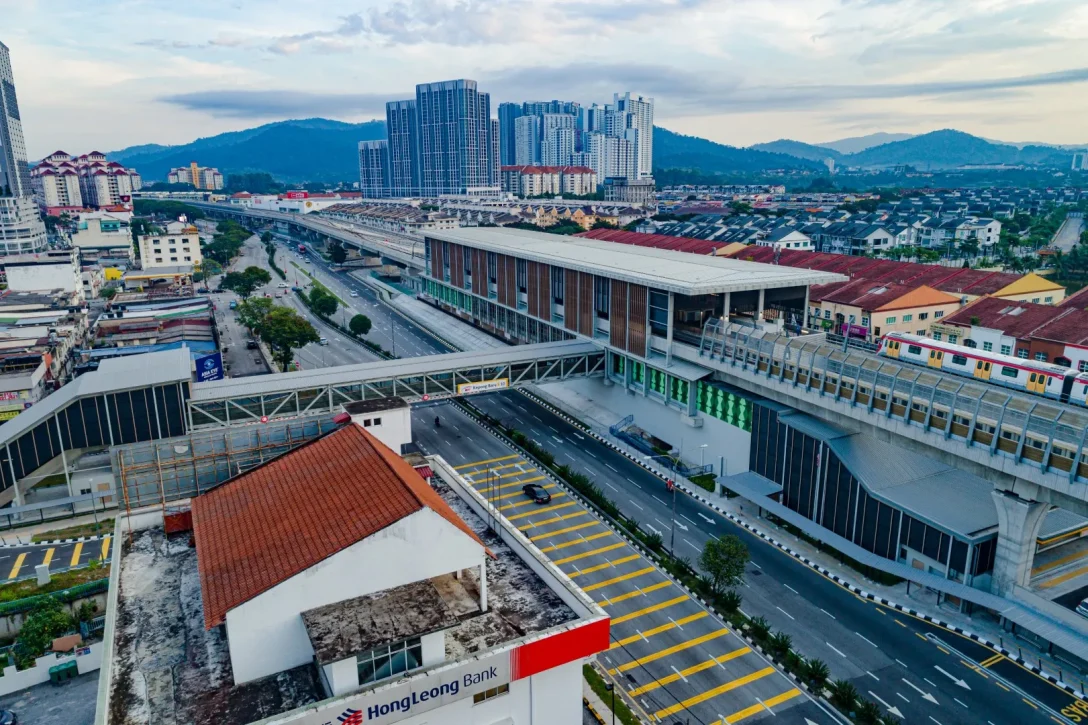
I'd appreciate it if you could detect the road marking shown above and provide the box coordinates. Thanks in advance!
[894,619,907,628]
[896,659,908,667]
[856,632,878,647]
[611,595,688,624]
[993,681,1010,692]
[683,540,700,552]
[629,500,645,511]
[775,606,795,621]
[698,512,716,525]
[540,531,612,553]
[611,612,708,649]
[954,697,968,708]
[819,608,836,620]
[654,667,777,719]
[602,481,619,492]
[454,454,518,469]
[598,580,671,607]
[652,495,667,505]
[896,691,910,702]
[783,584,798,594]
[475,475,548,492]
[866,671,880,681]
[42,548,55,567]
[979,653,1004,668]
[7,553,26,579]
[506,501,576,521]
[751,561,761,569]
[606,464,619,472]
[1035,561,1088,589]
[571,555,642,579]
[552,542,626,565]
[923,677,938,688]
[825,642,846,658]
[632,647,752,697]
[499,491,566,511]
[612,628,731,675]
[529,521,597,541]
[552,436,563,444]
[1022,698,1038,710]
[519,510,588,531]
[680,514,698,526]
[582,567,657,593]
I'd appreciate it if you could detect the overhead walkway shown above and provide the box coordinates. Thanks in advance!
[690,321,1088,513]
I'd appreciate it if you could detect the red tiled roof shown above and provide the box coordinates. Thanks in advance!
[939,296,1067,339]
[576,228,724,256]
[192,424,490,628]
[1058,286,1088,310]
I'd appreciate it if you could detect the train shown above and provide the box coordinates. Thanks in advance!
[877,332,1088,407]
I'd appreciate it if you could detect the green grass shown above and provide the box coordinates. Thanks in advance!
[583,664,641,725]
[31,519,114,543]
[0,566,109,603]
[34,474,69,489]
[289,262,347,305]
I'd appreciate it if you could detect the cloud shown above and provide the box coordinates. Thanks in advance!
[269,12,365,54]
[486,63,1088,114]
[159,89,391,118]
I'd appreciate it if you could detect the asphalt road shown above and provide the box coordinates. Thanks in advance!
[1052,216,1086,253]
[414,402,840,725]
[454,391,1083,725]
[0,535,111,582]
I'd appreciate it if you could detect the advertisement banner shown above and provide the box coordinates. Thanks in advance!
[286,191,309,200]
[0,410,20,422]
[456,378,509,396]
[0,392,19,402]
[196,353,224,382]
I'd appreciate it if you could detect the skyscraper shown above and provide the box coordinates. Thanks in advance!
[0,41,47,254]
[358,140,390,198]
[514,115,542,165]
[489,118,501,188]
[386,100,420,197]
[497,102,522,167]
[612,93,654,178]
[416,79,492,196]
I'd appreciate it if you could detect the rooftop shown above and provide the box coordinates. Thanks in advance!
[425,227,847,295]
[342,397,410,415]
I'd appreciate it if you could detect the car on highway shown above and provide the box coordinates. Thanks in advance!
[350,291,359,297]
[1077,598,1088,618]
[246,340,259,350]
[0,708,17,724]
[318,337,329,346]
[277,282,288,288]
[522,483,551,504]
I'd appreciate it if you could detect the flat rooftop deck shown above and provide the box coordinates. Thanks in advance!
[109,482,577,725]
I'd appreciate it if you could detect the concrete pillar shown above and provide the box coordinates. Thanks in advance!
[803,286,810,329]
[757,288,765,324]
[722,291,731,322]
[990,491,1048,596]
[479,560,488,612]
[665,292,675,366]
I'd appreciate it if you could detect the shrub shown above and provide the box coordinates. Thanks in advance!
[645,532,663,552]
[856,700,882,725]
[828,679,859,712]
[803,658,830,690]
[748,616,771,643]
[768,632,793,658]
[718,589,742,614]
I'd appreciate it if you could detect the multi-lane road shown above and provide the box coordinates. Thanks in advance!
[417,392,1085,725]
[0,536,111,583]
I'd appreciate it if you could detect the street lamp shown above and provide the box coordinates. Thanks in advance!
[604,682,615,725]
[699,443,708,468]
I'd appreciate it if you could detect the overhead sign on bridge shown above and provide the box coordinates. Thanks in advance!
[456,378,509,395]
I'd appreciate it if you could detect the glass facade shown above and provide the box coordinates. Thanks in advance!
[696,381,752,431]
[356,636,423,686]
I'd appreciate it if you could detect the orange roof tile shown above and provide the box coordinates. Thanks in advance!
[873,285,961,312]
[192,424,489,629]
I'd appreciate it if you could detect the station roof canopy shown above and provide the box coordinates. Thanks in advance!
[423,228,848,296]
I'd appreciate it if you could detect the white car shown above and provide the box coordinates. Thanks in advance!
[277,282,288,288]
[1077,598,1088,618]
[350,291,359,298]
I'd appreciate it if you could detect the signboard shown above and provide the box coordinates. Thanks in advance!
[0,410,20,422]
[840,323,868,338]
[0,392,19,402]
[286,191,309,200]
[456,378,509,396]
[196,353,224,382]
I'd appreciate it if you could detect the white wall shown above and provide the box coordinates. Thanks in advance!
[325,627,446,697]
[225,507,485,685]
[7,262,80,293]
[350,407,412,454]
[0,641,103,697]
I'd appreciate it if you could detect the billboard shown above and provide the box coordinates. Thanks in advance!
[285,191,309,200]
[456,378,509,396]
[196,353,224,382]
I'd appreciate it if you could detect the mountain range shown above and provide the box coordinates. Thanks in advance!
[106,120,1084,185]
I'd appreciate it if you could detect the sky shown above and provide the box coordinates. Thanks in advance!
[4,0,1088,158]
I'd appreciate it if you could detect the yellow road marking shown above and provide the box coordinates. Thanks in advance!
[937,646,950,655]
[7,553,26,580]
[520,510,587,532]
[464,462,523,476]
[628,646,751,695]
[980,653,1004,668]
[915,632,928,642]
[101,536,111,560]
[995,681,1010,692]
[573,555,642,579]
[716,688,802,724]
[70,541,84,567]
[654,667,776,718]
[1037,562,1088,589]
[612,629,730,674]
[42,548,55,567]
[454,454,518,469]
[530,521,598,542]
[553,541,626,565]
[1023,698,1038,710]
[598,580,671,607]
[493,483,556,501]
[507,501,576,521]
[611,595,688,625]
[476,475,547,492]
[610,612,709,649]
[583,567,657,593]
[1032,546,1088,575]
[541,531,611,553]
[962,660,989,679]
[499,491,566,511]
[894,619,907,628]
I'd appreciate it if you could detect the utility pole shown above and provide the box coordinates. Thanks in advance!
[670,478,677,555]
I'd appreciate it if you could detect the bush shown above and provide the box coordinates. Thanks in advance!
[828,679,859,712]
[645,532,663,552]
[688,472,716,492]
[748,616,771,643]
[768,632,792,658]
[802,658,830,690]
[856,700,882,725]
[718,589,742,614]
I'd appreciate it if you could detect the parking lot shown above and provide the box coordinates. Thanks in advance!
[0,670,98,725]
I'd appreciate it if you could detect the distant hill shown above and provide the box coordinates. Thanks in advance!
[749,139,843,164]
[654,127,822,174]
[816,132,914,154]
[110,118,386,183]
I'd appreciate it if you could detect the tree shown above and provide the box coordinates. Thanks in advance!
[349,314,372,337]
[16,597,73,668]
[309,287,338,317]
[329,242,348,265]
[221,266,271,299]
[802,658,830,690]
[959,238,980,259]
[260,231,273,244]
[200,259,223,279]
[828,680,859,712]
[236,297,274,334]
[699,534,749,596]
[262,307,319,371]
[729,201,753,214]
[99,287,118,300]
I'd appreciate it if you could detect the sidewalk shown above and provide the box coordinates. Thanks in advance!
[0,511,114,547]
[528,379,1088,691]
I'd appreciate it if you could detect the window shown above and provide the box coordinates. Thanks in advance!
[649,289,669,336]
[934,310,944,318]
[1001,345,1011,356]
[169,248,177,253]
[1045,296,1053,303]
[170,257,178,262]
[487,252,497,283]
[594,276,609,319]
[932,332,942,341]
[902,314,913,322]
[362,418,381,427]
[948,334,958,344]
[1031,298,1040,303]
[964,339,977,348]
[983,342,993,352]
[552,266,564,304]
[951,354,968,365]
[917,329,925,335]
[184,256,191,261]
[1035,352,1048,362]
[1079,361,1088,372]
[848,314,856,324]
[1000,366,1018,378]
[918,312,929,321]
[1017,349,1028,359]
[155,257,162,263]
[861,316,869,327]
[824,310,831,319]
[885,317,896,324]
[516,259,527,292]
[356,637,422,686]
[907,344,922,355]
[473,683,510,704]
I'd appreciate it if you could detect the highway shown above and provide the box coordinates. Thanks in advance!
[1052,215,1086,253]
[0,535,111,583]
[437,390,1084,725]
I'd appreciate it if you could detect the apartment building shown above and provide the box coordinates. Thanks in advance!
[32,150,142,211]
[167,162,224,190]
[0,41,48,254]
[138,220,202,268]
[499,165,597,197]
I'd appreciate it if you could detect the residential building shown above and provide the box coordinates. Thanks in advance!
[610,92,654,178]
[1072,151,1088,172]
[489,117,500,188]
[167,162,224,190]
[3,248,83,298]
[70,211,135,262]
[809,281,961,340]
[416,79,493,196]
[499,166,597,198]
[103,415,607,725]
[586,133,637,183]
[386,99,420,197]
[514,115,542,165]
[139,220,202,269]
[357,140,390,198]
[32,150,142,212]
[758,227,813,251]
[497,102,522,166]
[0,41,48,254]
[602,176,655,206]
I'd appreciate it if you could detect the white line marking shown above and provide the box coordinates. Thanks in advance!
[856,632,878,647]
[654,518,669,530]
[783,584,799,594]
[776,606,795,621]
[923,677,938,688]
[606,463,619,472]
[652,495,667,505]
[553,436,563,444]
[895,659,908,668]
[629,501,645,511]
[683,540,699,552]
[896,692,909,703]
[680,514,698,526]
[825,642,847,658]
[819,608,836,620]
[954,698,968,708]
[865,671,879,681]
[670,665,687,683]
[603,481,619,492]
[751,561,762,569]
[928,718,943,725]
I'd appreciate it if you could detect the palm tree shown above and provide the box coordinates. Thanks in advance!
[803,658,830,690]
[856,700,883,724]
[768,632,793,658]
[828,679,858,712]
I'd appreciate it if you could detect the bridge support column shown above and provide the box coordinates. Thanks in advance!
[990,490,1048,596]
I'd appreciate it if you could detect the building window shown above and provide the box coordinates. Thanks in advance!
[487,252,497,283]
[1001,345,1011,355]
[964,339,977,348]
[1079,361,1088,372]
[948,334,958,344]
[649,289,669,336]
[473,683,510,704]
[848,314,856,324]
[170,257,178,262]
[861,317,869,327]
[932,332,942,341]
[552,266,564,304]
[155,258,163,263]
[902,314,913,322]
[594,276,609,319]
[1031,298,1040,304]
[917,329,925,335]
[1045,296,1053,303]
[824,310,831,319]
[934,310,944,318]
[516,259,527,293]
[918,312,929,321]
[885,316,896,324]
[1017,349,1028,359]
[983,342,993,352]
[184,256,191,261]
[1035,352,1048,362]
[356,636,422,686]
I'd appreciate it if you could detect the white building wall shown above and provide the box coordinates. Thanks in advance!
[6,262,81,293]
[224,508,486,685]
[348,407,412,454]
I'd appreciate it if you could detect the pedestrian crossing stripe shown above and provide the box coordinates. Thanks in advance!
[627,646,751,696]
[597,579,671,607]
[581,567,657,593]
[654,666,776,718]
[609,611,707,649]
[610,595,689,625]
[710,687,801,724]
[70,541,84,567]
[570,554,641,578]
[454,454,518,469]
[519,510,588,533]
[540,531,612,553]
[612,628,730,674]
[529,521,598,542]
